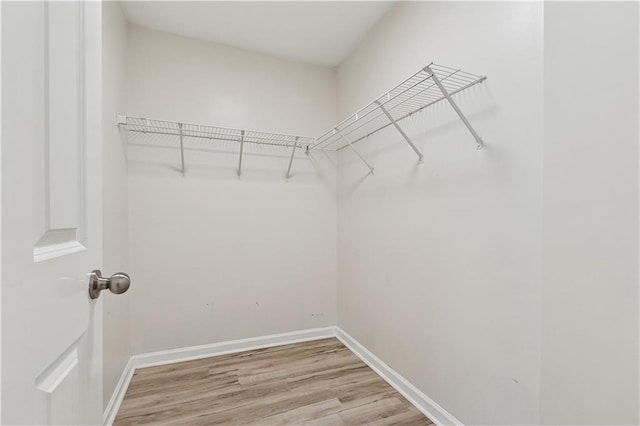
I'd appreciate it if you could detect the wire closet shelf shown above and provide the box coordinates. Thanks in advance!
[119,116,316,177]
[121,117,316,149]
[118,62,486,176]
[312,63,485,154]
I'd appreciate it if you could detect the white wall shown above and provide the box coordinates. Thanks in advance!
[114,4,639,425]
[102,1,131,410]
[126,26,338,354]
[335,3,543,424]
[541,3,639,424]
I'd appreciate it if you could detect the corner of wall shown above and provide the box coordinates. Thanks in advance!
[102,0,133,413]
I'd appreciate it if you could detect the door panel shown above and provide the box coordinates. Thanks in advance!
[35,339,82,425]
[2,1,103,424]
[35,1,85,261]
[46,1,81,231]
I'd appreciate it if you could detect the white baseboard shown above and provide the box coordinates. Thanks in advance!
[335,327,463,426]
[103,357,135,426]
[102,326,335,425]
[131,326,336,369]
[103,326,461,426]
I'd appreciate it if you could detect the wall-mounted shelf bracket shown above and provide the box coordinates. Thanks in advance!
[286,137,299,178]
[425,66,484,149]
[337,129,374,174]
[116,113,127,126]
[178,123,185,175]
[374,100,424,162]
[237,130,245,177]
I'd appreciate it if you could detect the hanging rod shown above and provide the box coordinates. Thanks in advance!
[117,114,315,177]
[311,63,486,160]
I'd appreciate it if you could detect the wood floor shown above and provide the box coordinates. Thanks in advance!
[114,338,433,425]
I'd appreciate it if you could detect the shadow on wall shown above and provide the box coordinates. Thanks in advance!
[338,100,504,199]
[124,131,339,199]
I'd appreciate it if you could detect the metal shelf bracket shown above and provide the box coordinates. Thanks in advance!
[425,66,484,149]
[374,100,424,163]
[286,137,299,178]
[178,123,185,175]
[237,130,245,177]
[116,113,127,126]
[337,129,374,174]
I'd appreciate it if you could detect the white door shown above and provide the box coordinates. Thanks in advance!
[2,1,106,424]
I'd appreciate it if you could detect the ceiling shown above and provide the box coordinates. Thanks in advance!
[120,1,395,68]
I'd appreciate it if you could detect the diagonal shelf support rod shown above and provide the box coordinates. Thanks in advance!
[237,130,245,176]
[286,137,299,178]
[425,66,484,149]
[374,100,424,163]
[337,129,374,174]
[178,123,185,175]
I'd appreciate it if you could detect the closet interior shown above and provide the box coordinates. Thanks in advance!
[101,2,640,425]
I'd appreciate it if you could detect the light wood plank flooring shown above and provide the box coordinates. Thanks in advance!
[114,338,433,425]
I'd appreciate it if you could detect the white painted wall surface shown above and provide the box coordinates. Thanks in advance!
[541,3,639,424]
[335,3,543,424]
[102,1,131,410]
[126,26,338,354]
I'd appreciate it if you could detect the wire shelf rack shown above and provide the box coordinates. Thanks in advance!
[122,116,315,149]
[311,63,486,155]
[119,62,486,176]
[120,116,315,177]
